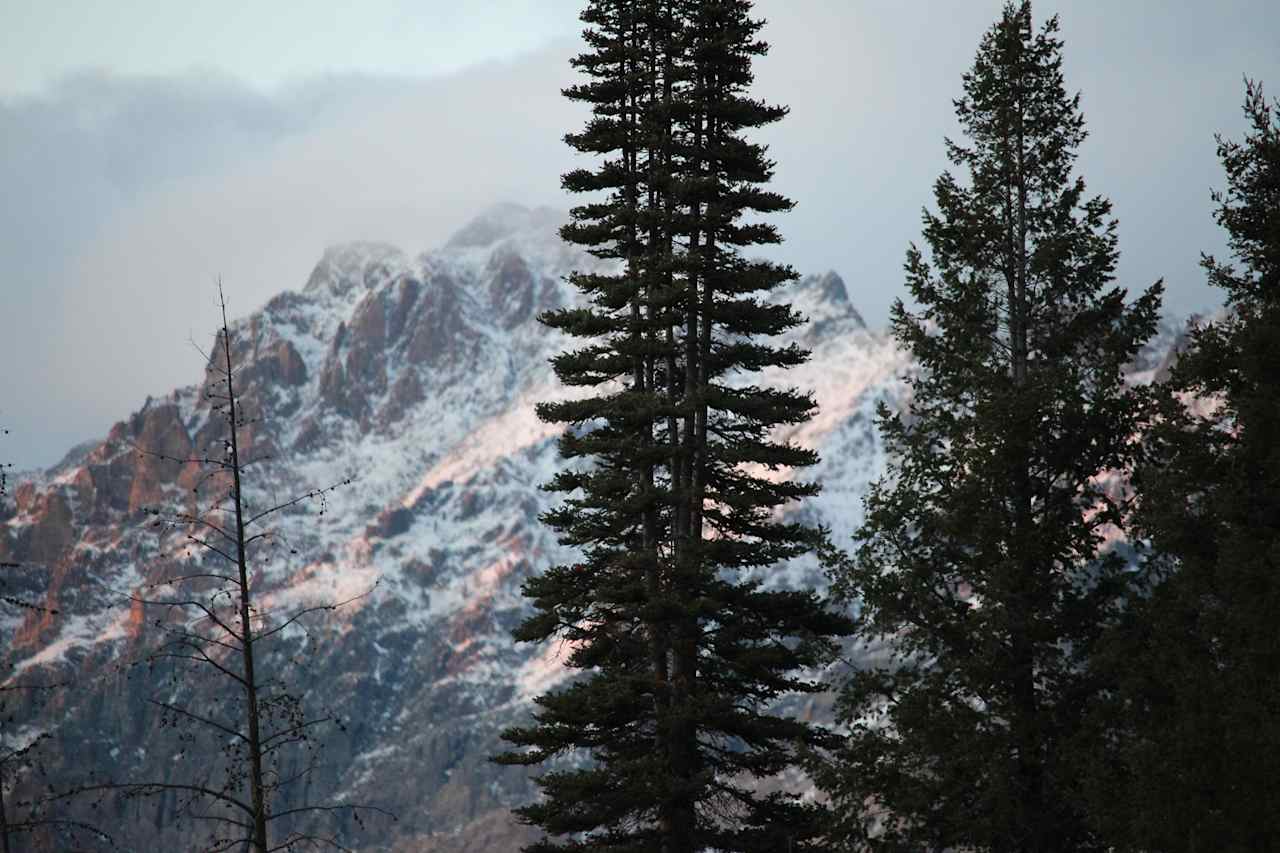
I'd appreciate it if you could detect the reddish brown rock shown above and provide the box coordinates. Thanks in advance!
[127,404,193,513]
[487,247,536,329]
[382,368,425,427]
[407,279,467,366]
[24,491,74,566]
[249,338,308,388]
[387,277,421,343]
[319,333,371,420]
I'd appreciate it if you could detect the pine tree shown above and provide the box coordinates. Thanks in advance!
[495,2,852,850]
[1083,78,1280,852]
[816,4,1161,851]
[496,3,681,849]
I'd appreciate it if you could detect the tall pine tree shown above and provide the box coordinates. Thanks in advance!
[497,3,680,849]
[495,2,852,850]
[816,4,1161,851]
[1083,78,1280,852]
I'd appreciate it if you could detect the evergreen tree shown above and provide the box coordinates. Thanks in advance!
[497,3,681,850]
[816,4,1161,851]
[1083,79,1280,852]
[495,2,852,850]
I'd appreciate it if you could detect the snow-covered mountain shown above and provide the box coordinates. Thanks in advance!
[0,203,1172,850]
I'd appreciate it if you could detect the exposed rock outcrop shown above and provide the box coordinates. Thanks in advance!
[5,202,1173,851]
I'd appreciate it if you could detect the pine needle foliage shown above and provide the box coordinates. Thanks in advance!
[495,2,853,851]
[816,4,1161,851]
[1083,78,1280,852]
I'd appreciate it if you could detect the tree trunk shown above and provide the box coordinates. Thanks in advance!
[1007,46,1047,853]
[221,305,270,853]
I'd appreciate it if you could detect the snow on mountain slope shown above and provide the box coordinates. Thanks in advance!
[3,202,1164,850]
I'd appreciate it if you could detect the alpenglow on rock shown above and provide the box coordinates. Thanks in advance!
[0,203,1176,850]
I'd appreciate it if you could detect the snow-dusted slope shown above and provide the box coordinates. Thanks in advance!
[0,204,957,849]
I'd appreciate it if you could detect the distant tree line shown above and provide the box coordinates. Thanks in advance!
[506,1,1280,852]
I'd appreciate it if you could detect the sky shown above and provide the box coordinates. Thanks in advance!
[1,1,1278,469]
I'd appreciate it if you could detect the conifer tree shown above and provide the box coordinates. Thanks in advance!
[497,2,680,849]
[496,2,852,850]
[816,4,1161,851]
[1083,79,1280,852]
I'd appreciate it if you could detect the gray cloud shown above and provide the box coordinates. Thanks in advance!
[1,58,584,468]
[2,1,1278,468]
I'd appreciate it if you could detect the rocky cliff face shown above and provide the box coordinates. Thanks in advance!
[0,204,1174,850]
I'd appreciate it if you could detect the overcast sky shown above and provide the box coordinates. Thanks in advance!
[2,1,1278,469]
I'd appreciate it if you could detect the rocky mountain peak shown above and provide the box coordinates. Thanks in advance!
[1,202,1181,851]
[444,203,566,251]
[775,269,866,331]
[303,241,409,298]
[814,270,853,308]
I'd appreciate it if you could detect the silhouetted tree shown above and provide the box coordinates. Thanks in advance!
[816,4,1161,851]
[58,288,390,852]
[1082,78,1280,852]
[496,2,852,850]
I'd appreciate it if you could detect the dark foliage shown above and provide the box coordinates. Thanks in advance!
[816,3,1161,850]
[1082,78,1280,852]
[495,2,852,850]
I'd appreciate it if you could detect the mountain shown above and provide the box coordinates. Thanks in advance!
[0,204,1174,850]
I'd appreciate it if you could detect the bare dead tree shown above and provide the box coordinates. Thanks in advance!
[55,287,392,851]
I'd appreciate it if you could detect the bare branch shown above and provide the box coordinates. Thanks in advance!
[146,698,248,744]
[156,571,243,587]
[261,716,334,753]
[182,534,239,565]
[130,594,244,644]
[267,803,398,824]
[266,832,351,853]
[144,651,248,689]
[46,782,254,817]
[255,585,376,643]
[156,625,243,655]
[244,479,354,529]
